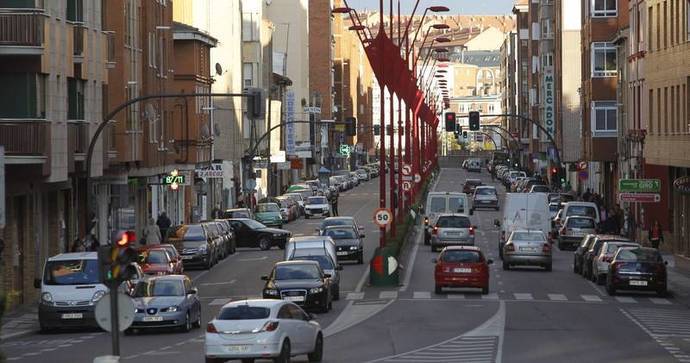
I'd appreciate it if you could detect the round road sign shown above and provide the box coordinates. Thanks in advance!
[402,164,412,176]
[373,208,393,227]
[95,292,136,332]
[402,181,412,191]
[414,173,422,183]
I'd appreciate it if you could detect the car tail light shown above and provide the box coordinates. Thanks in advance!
[469,227,475,236]
[432,226,439,235]
[261,321,280,332]
[207,322,218,333]
[505,243,515,252]
[542,243,551,253]
[602,255,613,263]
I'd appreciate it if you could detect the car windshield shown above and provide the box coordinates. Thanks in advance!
[616,248,662,263]
[475,188,496,196]
[296,255,335,270]
[218,305,271,320]
[274,264,321,280]
[448,197,466,213]
[568,218,595,228]
[549,204,560,212]
[144,250,168,264]
[429,197,446,213]
[441,250,482,263]
[173,224,206,241]
[436,216,471,228]
[256,204,279,213]
[133,279,184,297]
[243,219,266,229]
[322,219,351,229]
[606,242,637,254]
[308,197,327,205]
[43,259,100,285]
[567,205,598,219]
[511,232,546,241]
[324,228,357,239]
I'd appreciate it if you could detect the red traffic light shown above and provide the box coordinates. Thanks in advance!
[114,230,135,247]
[551,167,558,175]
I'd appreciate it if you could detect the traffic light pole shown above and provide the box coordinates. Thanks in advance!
[109,279,120,356]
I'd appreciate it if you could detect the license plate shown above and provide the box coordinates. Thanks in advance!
[182,255,193,260]
[337,251,349,256]
[61,313,83,319]
[143,316,164,322]
[285,296,304,302]
[520,247,537,252]
[629,280,648,286]
[453,268,472,273]
[225,345,249,353]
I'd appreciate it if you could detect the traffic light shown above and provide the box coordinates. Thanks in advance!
[99,230,139,285]
[345,117,357,136]
[373,124,381,135]
[462,131,468,138]
[550,167,558,176]
[97,245,115,283]
[469,111,480,131]
[244,87,266,120]
[445,112,456,132]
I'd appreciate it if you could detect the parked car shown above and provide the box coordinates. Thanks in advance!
[315,216,364,237]
[581,235,627,280]
[606,247,667,296]
[223,208,253,219]
[214,220,237,256]
[227,218,291,250]
[320,226,364,264]
[202,222,226,262]
[304,196,331,219]
[471,186,499,211]
[169,224,216,270]
[355,168,370,181]
[573,234,597,275]
[254,203,284,229]
[205,299,323,363]
[138,244,184,274]
[591,240,639,284]
[129,275,201,333]
[138,247,175,275]
[463,179,483,194]
[430,214,476,252]
[284,193,306,215]
[502,230,552,271]
[276,196,297,222]
[433,246,492,295]
[262,261,333,313]
[557,216,597,250]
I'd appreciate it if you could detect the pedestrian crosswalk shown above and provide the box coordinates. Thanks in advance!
[624,308,690,337]
[344,290,674,305]
[367,335,498,363]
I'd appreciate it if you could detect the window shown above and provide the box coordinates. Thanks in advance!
[242,12,259,41]
[68,78,85,120]
[592,101,617,136]
[243,62,254,87]
[592,0,616,16]
[541,19,553,38]
[542,53,553,68]
[687,0,690,41]
[591,42,617,77]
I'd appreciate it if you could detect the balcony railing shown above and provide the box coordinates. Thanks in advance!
[0,12,44,46]
[68,122,87,154]
[0,119,48,155]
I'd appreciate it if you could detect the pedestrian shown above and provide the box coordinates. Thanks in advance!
[330,193,339,216]
[70,238,85,252]
[648,219,664,249]
[143,218,162,245]
[156,211,171,242]
[582,188,592,202]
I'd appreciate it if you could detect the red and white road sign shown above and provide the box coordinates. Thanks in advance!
[402,164,412,176]
[414,173,422,183]
[373,208,393,227]
[402,181,412,192]
[618,192,661,203]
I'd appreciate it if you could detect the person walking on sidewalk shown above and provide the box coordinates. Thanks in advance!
[156,211,171,242]
[330,193,339,216]
[648,219,664,249]
[143,218,162,245]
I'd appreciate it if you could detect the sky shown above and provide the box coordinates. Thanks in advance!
[346,0,515,15]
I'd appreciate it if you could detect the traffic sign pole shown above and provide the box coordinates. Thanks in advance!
[109,280,120,356]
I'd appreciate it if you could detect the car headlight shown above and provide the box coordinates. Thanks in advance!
[41,292,53,305]
[165,306,178,312]
[350,246,359,250]
[264,289,279,296]
[273,233,281,237]
[91,290,106,303]
[199,245,208,253]
[135,308,145,313]
[309,287,324,294]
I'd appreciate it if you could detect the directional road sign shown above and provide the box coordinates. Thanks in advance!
[373,208,392,227]
[619,179,661,193]
[414,173,422,183]
[402,164,412,176]
[618,193,661,203]
[402,181,412,192]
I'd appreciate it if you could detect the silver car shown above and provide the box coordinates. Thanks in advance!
[129,275,202,333]
[557,216,597,250]
[471,186,499,211]
[591,240,639,285]
[502,230,552,271]
[430,214,476,252]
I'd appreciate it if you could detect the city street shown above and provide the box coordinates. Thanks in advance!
[5,167,690,362]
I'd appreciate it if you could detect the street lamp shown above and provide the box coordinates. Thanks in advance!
[407,6,450,57]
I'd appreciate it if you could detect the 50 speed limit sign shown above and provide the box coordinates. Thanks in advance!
[373,208,393,227]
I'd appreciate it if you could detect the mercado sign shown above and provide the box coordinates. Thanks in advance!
[543,69,555,139]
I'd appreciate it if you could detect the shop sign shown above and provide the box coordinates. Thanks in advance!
[673,176,690,194]
[542,69,555,138]
[196,163,223,178]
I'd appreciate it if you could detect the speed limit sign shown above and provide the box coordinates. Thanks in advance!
[373,208,392,227]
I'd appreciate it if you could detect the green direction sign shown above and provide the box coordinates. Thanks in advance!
[619,179,661,193]
[162,175,186,185]
[339,144,351,156]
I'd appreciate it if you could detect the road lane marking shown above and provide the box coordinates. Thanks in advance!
[650,298,672,305]
[413,291,431,299]
[615,296,637,303]
[447,294,465,299]
[238,256,268,262]
[482,293,499,300]
[379,291,398,299]
[547,294,567,301]
[513,293,533,300]
[201,280,236,286]
[581,294,603,302]
[346,292,365,300]
[209,298,232,306]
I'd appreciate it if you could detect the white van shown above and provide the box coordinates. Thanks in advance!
[495,193,550,259]
[561,202,601,224]
[424,192,470,244]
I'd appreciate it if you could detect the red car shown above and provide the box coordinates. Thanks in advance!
[139,244,184,274]
[138,247,175,275]
[433,246,492,295]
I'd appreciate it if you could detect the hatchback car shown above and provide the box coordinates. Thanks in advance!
[502,230,552,271]
[255,203,284,229]
[557,216,597,250]
[262,261,332,313]
[169,224,216,270]
[321,226,364,264]
[606,247,667,296]
[463,179,483,194]
[430,214,475,252]
[138,247,175,275]
[129,275,201,333]
[304,196,331,219]
[471,186,499,211]
[591,240,639,285]
[204,299,323,363]
[433,246,492,295]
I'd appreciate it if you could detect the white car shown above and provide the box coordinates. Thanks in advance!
[304,196,331,219]
[205,299,323,363]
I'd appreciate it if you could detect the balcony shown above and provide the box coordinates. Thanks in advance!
[0,119,48,162]
[0,11,44,54]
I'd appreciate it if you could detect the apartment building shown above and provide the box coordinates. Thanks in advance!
[512,0,532,168]
[0,0,108,308]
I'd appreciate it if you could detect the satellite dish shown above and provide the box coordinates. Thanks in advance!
[215,63,223,76]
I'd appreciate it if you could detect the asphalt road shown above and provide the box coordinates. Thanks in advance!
[4,167,690,363]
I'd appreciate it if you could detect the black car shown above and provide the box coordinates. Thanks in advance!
[168,224,216,270]
[573,234,596,274]
[261,260,333,313]
[227,218,291,250]
[321,226,364,264]
[606,247,667,296]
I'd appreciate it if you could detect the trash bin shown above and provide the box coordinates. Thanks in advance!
[369,246,400,286]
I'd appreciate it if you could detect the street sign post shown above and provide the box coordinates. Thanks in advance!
[373,208,392,228]
[619,179,661,193]
[402,164,412,176]
[414,173,422,183]
[618,193,661,203]
[95,292,135,333]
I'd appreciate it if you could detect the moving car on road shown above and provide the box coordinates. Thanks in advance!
[463,179,483,195]
[471,186,499,211]
[204,299,324,363]
[321,225,364,264]
[606,247,667,296]
[502,230,552,271]
[557,216,597,250]
[424,192,470,245]
[430,214,476,252]
[262,261,333,313]
[138,247,175,275]
[139,244,184,274]
[255,203,284,229]
[315,216,364,237]
[433,246,492,295]
[304,196,331,219]
[129,275,201,333]
[228,218,291,250]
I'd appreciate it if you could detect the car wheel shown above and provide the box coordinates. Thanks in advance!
[39,323,52,334]
[333,284,340,301]
[305,215,310,219]
[182,312,192,332]
[308,334,324,362]
[278,242,286,250]
[206,357,224,363]
[502,261,509,270]
[495,206,500,211]
[482,286,489,295]
[557,241,564,250]
[205,258,212,270]
[193,307,202,328]
[596,274,605,285]
[274,340,291,363]
[544,263,552,272]
[357,253,364,265]
[434,285,442,294]
[240,359,255,363]
[258,237,271,251]
[124,328,134,335]
[657,286,668,297]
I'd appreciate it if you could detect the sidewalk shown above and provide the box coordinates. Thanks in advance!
[1,304,38,340]
[662,253,690,297]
